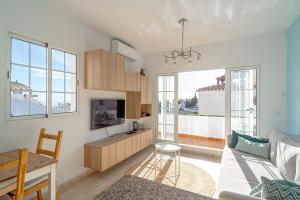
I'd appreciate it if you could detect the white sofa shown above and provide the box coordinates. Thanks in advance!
[216,130,300,200]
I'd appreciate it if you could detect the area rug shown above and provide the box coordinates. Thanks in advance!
[125,154,216,197]
[93,175,215,200]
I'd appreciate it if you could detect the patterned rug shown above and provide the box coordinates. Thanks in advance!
[93,175,216,200]
[125,154,216,197]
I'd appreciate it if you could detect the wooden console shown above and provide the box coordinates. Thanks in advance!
[84,129,153,172]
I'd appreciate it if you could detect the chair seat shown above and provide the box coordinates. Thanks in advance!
[9,175,48,196]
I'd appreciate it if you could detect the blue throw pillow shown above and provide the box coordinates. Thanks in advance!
[229,130,269,148]
[261,177,300,200]
[235,136,270,159]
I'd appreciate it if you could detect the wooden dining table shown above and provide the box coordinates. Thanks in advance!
[0,150,57,200]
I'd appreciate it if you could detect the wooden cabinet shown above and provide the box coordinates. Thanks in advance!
[126,72,140,92]
[84,49,109,90]
[126,91,141,119]
[85,49,126,91]
[141,76,153,104]
[109,53,126,91]
[101,140,124,171]
[140,129,153,149]
[84,129,153,172]
[123,134,140,158]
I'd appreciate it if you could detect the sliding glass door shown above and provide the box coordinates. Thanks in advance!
[227,67,258,136]
[157,74,178,141]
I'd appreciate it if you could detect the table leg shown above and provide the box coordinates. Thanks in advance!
[179,150,181,175]
[48,164,56,200]
[175,151,177,177]
[160,150,162,170]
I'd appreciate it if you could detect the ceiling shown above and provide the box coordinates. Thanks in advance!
[43,0,300,54]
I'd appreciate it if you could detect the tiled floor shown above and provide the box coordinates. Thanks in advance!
[178,134,225,150]
[60,147,221,200]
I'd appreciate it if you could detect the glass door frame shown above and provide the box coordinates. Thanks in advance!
[225,66,261,141]
[155,73,178,143]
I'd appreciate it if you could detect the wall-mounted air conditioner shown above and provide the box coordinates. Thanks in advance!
[112,39,139,61]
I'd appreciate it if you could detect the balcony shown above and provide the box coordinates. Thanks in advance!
[158,114,225,149]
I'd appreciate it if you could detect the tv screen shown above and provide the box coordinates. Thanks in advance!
[91,99,125,130]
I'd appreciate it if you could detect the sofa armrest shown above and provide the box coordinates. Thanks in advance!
[218,191,261,200]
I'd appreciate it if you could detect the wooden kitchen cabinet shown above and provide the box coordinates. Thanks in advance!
[126,72,141,92]
[126,91,141,119]
[140,129,153,149]
[141,76,153,104]
[123,134,140,158]
[84,129,153,172]
[84,49,126,91]
[101,140,124,171]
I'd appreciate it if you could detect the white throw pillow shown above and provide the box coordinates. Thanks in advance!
[269,129,288,165]
[276,138,300,181]
[295,155,300,183]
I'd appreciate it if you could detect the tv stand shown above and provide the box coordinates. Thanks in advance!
[84,129,153,172]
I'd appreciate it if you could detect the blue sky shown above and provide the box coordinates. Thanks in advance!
[11,38,76,108]
[179,69,225,99]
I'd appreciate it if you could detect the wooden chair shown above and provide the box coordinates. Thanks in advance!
[10,129,63,200]
[0,149,28,200]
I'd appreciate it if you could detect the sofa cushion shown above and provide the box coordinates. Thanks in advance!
[261,176,300,200]
[229,131,269,148]
[235,136,270,159]
[216,146,283,198]
[276,138,300,181]
[295,155,300,183]
[269,129,288,165]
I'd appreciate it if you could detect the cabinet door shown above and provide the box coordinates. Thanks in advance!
[140,130,153,149]
[101,141,124,171]
[108,53,125,91]
[85,50,103,89]
[100,50,110,90]
[115,54,126,91]
[126,73,141,92]
[126,91,141,119]
[147,78,152,104]
[141,76,147,104]
[124,134,140,158]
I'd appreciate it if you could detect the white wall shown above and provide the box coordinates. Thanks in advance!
[0,0,145,185]
[144,33,287,138]
[178,115,225,139]
[198,90,225,116]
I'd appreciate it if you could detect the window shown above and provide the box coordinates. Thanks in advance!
[10,37,47,117]
[9,34,78,119]
[51,49,77,114]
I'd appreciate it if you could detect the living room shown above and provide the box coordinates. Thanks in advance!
[0,0,300,200]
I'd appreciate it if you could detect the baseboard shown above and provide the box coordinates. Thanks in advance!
[58,169,96,191]
[180,144,223,159]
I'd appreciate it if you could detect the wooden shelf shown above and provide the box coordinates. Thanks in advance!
[141,104,152,118]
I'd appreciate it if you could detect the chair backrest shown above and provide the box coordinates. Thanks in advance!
[0,149,28,200]
[36,128,63,161]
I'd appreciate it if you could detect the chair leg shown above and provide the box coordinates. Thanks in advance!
[56,191,60,200]
[37,190,43,200]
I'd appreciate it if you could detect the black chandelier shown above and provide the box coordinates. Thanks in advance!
[164,18,201,66]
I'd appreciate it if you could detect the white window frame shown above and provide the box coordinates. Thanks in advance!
[6,32,79,121]
[48,46,79,117]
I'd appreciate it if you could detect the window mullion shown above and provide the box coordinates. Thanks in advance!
[64,52,66,113]
[29,43,31,115]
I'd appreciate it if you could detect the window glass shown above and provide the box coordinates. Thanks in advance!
[10,37,47,117]
[51,49,77,114]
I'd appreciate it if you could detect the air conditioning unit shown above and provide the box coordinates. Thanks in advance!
[112,39,139,61]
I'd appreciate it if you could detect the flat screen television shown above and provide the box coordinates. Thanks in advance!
[91,99,125,130]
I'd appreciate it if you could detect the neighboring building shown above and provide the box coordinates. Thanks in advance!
[196,75,225,116]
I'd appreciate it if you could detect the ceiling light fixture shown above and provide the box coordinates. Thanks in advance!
[164,18,201,66]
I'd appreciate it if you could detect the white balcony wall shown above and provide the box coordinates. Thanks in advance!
[159,114,225,139]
